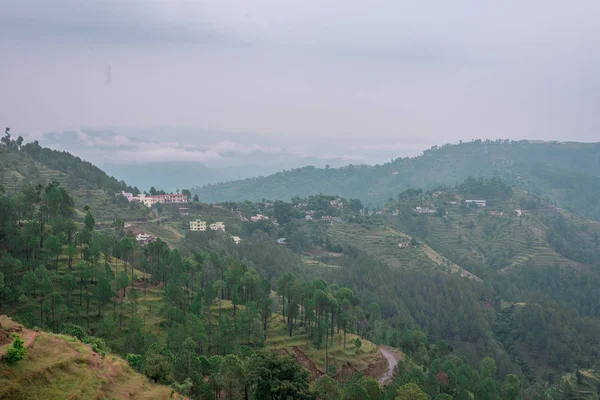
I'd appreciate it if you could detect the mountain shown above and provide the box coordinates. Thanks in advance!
[32,127,354,193]
[194,140,600,221]
[1,134,598,398]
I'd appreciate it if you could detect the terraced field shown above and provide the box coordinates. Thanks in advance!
[401,206,583,272]
[326,222,476,278]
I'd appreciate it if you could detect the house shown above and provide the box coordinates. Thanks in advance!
[322,216,333,222]
[135,233,154,246]
[466,200,486,207]
[178,207,189,216]
[276,237,287,245]
[231,236,241,244]
[398,241,411,249]
[120,191,134,202]
[446,201,458,205]
[209,222,225,232]
[305,215,313,220]
[190,220,207,231]
[515,209,523,217]
[490,211,503,217]
[415,206,436,215]
[251,214,269,222]
[391,210,399,216]
[330,198,344,209]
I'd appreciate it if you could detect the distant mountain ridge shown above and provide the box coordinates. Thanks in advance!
[194,140,600,221]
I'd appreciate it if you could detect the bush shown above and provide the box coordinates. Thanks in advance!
[59,323,87,341]
[2,334,26,364]
[126,353,143,370]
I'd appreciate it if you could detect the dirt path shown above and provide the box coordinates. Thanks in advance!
[378,346,404,384]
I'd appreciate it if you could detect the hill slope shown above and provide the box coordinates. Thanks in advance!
[194,140,600,221]
[0,316,177,400]
[0,136,149,223]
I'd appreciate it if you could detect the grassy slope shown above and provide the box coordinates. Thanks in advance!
[0,316,176,400]
[265,310,384,380]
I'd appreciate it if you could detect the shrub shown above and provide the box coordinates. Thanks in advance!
[2,334,26,364]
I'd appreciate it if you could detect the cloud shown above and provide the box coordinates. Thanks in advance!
[2,1,600,148]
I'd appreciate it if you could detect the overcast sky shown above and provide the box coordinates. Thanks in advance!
[1,1,599,162]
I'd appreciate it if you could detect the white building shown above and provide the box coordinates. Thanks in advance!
[466,200,487,207]
[231,236,241,244]
[135,233,154,246]
[415,206,436,214]
[190,220,207,231]
[209,222,225,232]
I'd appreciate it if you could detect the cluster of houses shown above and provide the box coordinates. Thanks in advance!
[120,191,188,208]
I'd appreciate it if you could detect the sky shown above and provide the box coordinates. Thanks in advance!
[0,1,599,166]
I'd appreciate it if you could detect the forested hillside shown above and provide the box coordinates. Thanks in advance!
[194,140,600,221]
[0,128,147,223]
[1,135,598,398]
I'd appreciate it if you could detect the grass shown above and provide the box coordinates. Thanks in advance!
[265,305,382,379]
[0,320,177,400]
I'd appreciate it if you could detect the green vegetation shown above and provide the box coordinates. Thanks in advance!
[2,136,599,399]
[195,139,600,221]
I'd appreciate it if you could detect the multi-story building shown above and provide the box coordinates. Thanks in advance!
[190,220,207,231]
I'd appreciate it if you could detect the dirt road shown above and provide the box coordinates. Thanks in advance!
[378,346,403,384]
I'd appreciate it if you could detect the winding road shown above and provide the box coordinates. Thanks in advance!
[378,346,403,384]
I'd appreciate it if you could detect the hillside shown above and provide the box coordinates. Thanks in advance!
[194,140,600,221]
[0,316,177,400]
[0,133,148,223]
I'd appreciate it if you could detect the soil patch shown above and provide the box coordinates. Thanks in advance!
[292,346,324,380]
[0,327,11,346]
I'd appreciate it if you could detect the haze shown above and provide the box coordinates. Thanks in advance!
[1,1,599,169]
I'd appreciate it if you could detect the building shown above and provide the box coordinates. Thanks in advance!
[415,206,436,214]
[231,236,241,244]
[446,201,458,205]
[190,220,207,231]
[305,215,313,220]
[209,222,225,232]
[466,200,487,207]
[120,191,134,202]
[490,211,503,217]
[251,214,269,222]
[398,241,411,249]
[330,198,344,209]
[515,209,523,217]
[133,193,188,208]
[135,233,154,246]
[276,237,287,244]
[322,216,333,222]
[178,207,189,216]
